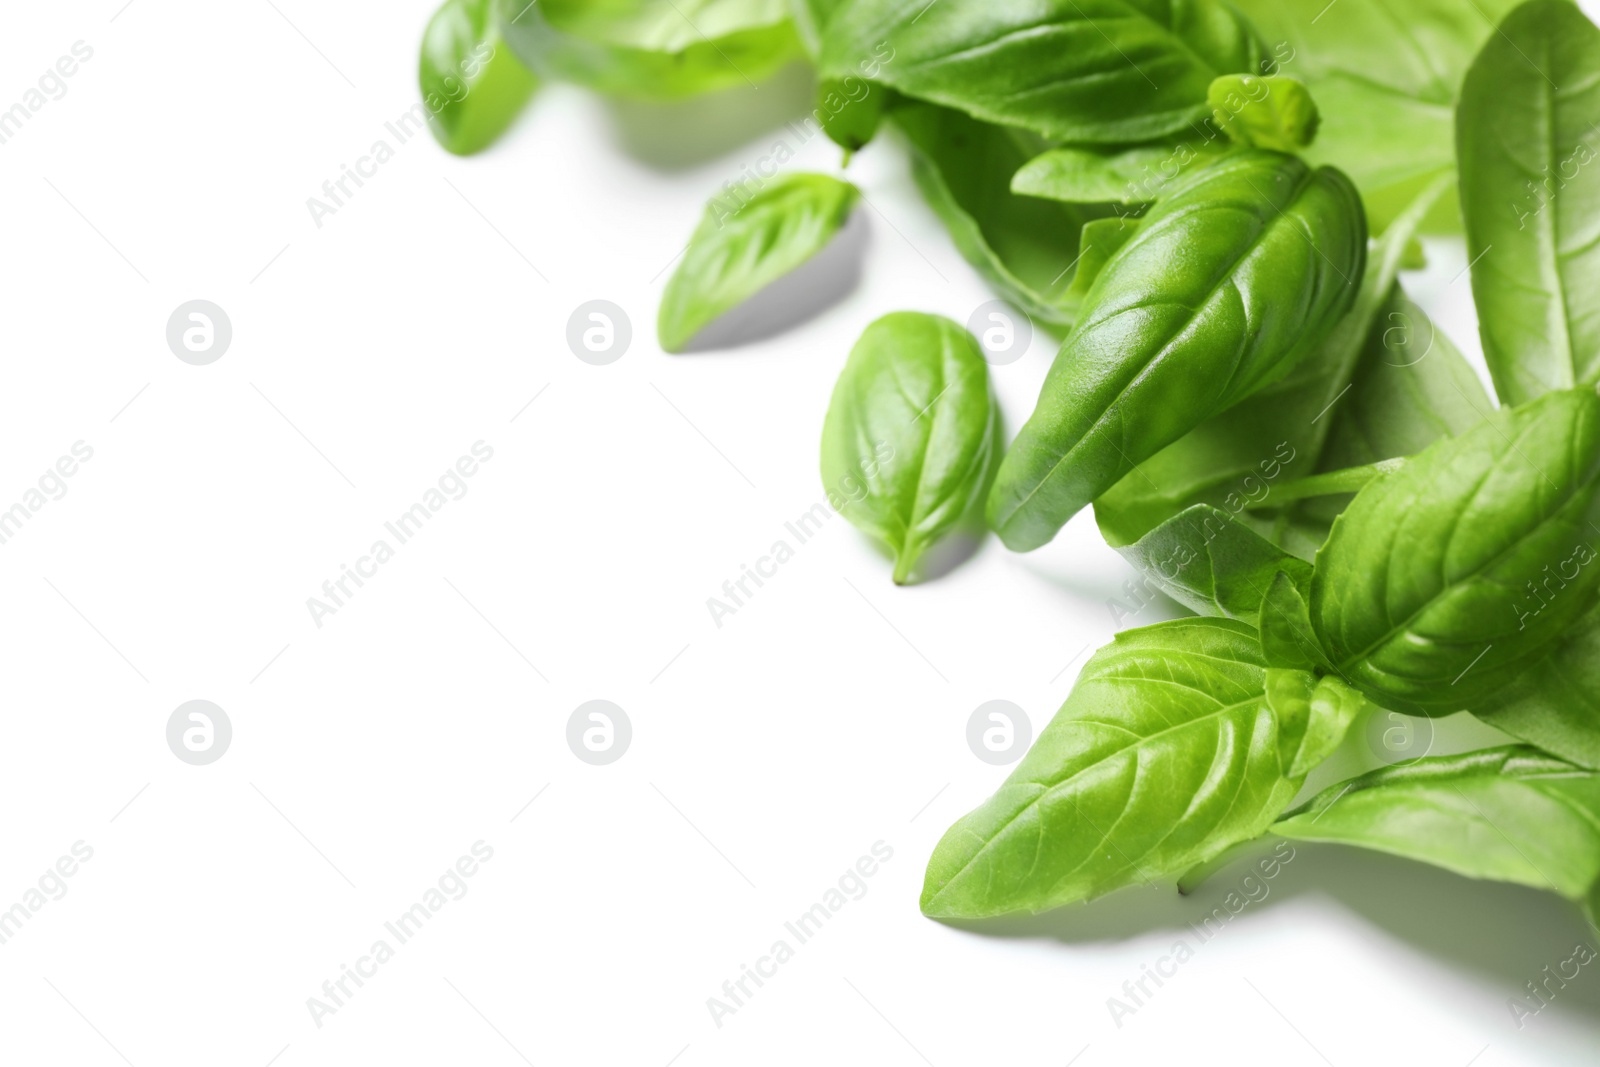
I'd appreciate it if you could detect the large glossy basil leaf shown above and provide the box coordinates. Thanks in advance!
[922,618,1306,918]
[990,151,1366,552]
[658,173,859,352]
[421,0,539,155]
[1317,286,1491,471]
[497,0,802,99]
[1459,0,1600,406]
[892,102,1114,329]
[1310,389,1600,715]
[821,313,998,584]
[1092,171,1449,550]
[1274,747,1600,916]
[1473,602,1600,770]
[1012,139,1232,206]
[1114,504,1311,624]
[1231,0,1530,232]
[820,0,1266,143]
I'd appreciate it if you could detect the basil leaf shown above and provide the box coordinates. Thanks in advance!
[422,0,539,155]
[922,618,1301,918]
[1063,218,1139,303]
[1459,0,1600,406]
[820,0,1266,143]
[1274,747,1600,912]
[1259,569,1330,672]
[1310,389,1600,715]
[821,312,998,584]
[1113,504,1311,624]
[498,0,802,99]
[1473,602,1600,770]
[990,151,1367,551]
[1317,285,1492,472]
[1011,140,1231,206]
[1231,0,1530,232]
[1269,672,1363,780]
[658,173,859,353]
[1208,74,1319,152]
[817,77,889,152]
[1091,170,1450,549]
[892,102,1114,328]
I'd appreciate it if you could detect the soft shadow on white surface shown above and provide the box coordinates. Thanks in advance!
[936,844,1600,1021]
[601,63,820,171]
[676,209,870,353]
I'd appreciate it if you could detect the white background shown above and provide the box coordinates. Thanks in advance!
[2,1,1598,1064]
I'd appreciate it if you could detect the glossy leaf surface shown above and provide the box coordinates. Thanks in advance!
[658,172,859,352]
[821,313,998,584]
[990,151,1366,551]
[1459,0,1600,405]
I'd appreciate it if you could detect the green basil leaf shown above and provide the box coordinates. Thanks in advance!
[922,618,1299,918]
[1260,569,1330,672]
[658,172,859,353]
[1064,218,1139,303]
[1113,504,1311,624]
[1011,139,1232,206]
[1208,74,1319,152]
[821,312,998,584]
[1317,285,1492,472]
[1271,673,1364,780]
[1310,389,1600,715]
[1090,170,1450,549]
[498,0,802,99]
[820,0,1266,143]
[422,0,539,155]
[1473,602,1600,770]
[1230,0,1533,232]
[1459,0,1600,406]
[892,102,1115,328]
[1274,746,1600,908]
[817,77,889,152]
[990,151,1366,551]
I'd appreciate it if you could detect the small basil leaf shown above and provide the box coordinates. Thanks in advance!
[820,313,998,584]
[1111,503,1311,624]
[989,151,1367,551]
[1091,171,1450,549]
[1310,389,1600,715]
[892,102,1116,328]
[1064,218,1139,303]
[1011,140,1231,206]
[1473,601,1600,770]
[817,78,889,153]
[1459,0,1600,406]
[658,172,859,353]
[821,0,1267,143]
[1208,75,1319,151]
[1266,671,1362,780]
[1317,285,1492,472]
[922,618,1293,918]
[1274,746,1600,905]
[422,0,539,155]
[498,0,802,99]
[1259,570,1329,672]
